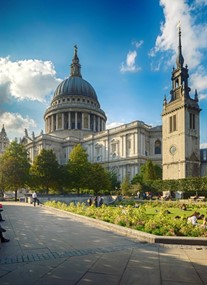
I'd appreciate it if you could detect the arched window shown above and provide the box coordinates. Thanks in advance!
[175,78,179,88]
[155,139,161,154]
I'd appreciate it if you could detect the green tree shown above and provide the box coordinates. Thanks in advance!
[154,164,162,179]
[30,149,60,193]
[142,160,157,182]
[0,141,30,200]
[121,175,131,196]
[58,164,71,193]
[67,144,90,194]
[88,163,112,195]
[131,161,162,195]
[131,173,143,185]
[108,171,120,192]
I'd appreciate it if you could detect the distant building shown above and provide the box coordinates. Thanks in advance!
[0,125,9,155]
[200,149,207,176]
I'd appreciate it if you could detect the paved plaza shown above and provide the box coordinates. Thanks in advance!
[0,201,207,285]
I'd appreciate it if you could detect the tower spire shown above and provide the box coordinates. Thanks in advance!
[176,26,184,68]
[70,45,82,77]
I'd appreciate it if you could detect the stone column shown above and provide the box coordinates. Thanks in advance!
[133,132,136,154]
[45,118,48,133]
[51,115,53,131]
[120,135,123,157]
[75,112,77,129]
[98,117,100,131]
[82,113,84,129]
[56,114,58,130]
[48,117,51,133]
[100,119,102,131]
[62,113,64,129]
[68,112,71,129]
[45,117,48,133]
[93,115,96,131]
[123,135,127,157]
[88,114,90,129]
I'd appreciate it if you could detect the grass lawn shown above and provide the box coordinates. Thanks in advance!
[145,205,206,222]
[45,200,207,237]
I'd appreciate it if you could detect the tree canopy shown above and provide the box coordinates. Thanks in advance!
[87,163,112,195]
[30,149,60,193]
[67,144,91,194]
[0,141,30,200]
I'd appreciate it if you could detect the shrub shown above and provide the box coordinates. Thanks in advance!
[44,200,207,237]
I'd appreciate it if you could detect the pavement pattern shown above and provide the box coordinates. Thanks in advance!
[0,201,207,285]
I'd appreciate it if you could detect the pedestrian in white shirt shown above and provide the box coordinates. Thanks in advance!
[32,192,39,206]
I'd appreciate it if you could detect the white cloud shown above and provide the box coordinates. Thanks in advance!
[190,66,207,91]
[120,40,143,73]
[151,0,207,69]
[200,143,207,149]
[198,93,207,100]
[120,51,141,73]
[106,121,124,129]
[194,0,207,6]
[0,57,61,102]
[132,40,144,49]
[150,0,207,100]
[0,112,37,139]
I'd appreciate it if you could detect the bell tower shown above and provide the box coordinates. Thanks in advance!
[162,27,201,179]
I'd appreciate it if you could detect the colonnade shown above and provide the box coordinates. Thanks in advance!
[45,111,106,134]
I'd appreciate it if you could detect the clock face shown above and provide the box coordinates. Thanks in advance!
[170,145,177,155]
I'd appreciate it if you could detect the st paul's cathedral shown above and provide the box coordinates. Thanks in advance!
[18,29,206,182]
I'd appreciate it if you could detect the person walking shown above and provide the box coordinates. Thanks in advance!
[32,192,39,206]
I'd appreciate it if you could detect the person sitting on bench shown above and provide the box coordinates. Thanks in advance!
[0,225,9,243]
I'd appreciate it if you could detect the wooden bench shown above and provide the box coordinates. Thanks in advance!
[189,196,205,202]
[196,196,205,202]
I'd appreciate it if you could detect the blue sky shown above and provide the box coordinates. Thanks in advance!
[0,0,207,147]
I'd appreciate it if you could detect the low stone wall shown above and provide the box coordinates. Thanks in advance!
[44,204,207,246]
[25,195,118,205]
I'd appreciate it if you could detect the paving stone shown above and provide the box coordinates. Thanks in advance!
[0,201,207,285]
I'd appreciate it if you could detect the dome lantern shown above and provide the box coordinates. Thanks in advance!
[70,45,82,78]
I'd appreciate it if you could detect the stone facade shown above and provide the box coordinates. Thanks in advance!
[162,28,201,180]
[22,121,162,182]
[82,122,162,181]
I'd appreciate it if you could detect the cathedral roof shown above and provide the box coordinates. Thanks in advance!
[53,46,99,103]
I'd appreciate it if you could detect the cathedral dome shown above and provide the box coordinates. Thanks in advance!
[53,76,98,102]
[52,45,99,105]
[44,46,107,138]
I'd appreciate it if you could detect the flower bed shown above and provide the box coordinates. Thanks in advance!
[44,200,207,237]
